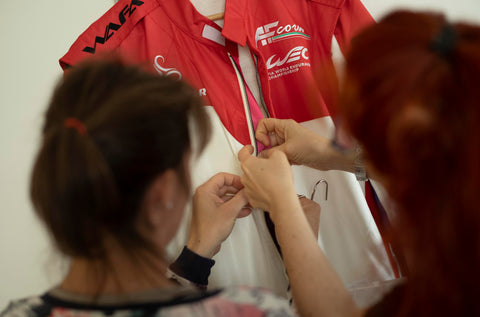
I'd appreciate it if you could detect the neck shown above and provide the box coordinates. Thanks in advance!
[60,246,175,295]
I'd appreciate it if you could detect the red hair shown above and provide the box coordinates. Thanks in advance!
[341,11,480,315]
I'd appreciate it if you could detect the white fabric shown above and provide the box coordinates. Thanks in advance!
[166,0,395,301]
[167,108,394,299]
[299,118,394,288]
[202,24,226,46]
[167,107,289,297]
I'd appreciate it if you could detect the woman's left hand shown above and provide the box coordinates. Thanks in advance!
[187,173,250,258]
[238,145,299,219]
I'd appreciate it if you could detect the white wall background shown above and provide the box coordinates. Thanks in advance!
[0,0,478,310]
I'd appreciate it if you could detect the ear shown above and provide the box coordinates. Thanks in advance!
[142,169,178,227]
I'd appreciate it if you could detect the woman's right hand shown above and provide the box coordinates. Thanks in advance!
[255,119,325,168]
[256,118,354,172]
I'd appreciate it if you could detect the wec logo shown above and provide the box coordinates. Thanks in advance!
[266,46,309,70]
[83,0,144,54]
[255,21,310,47]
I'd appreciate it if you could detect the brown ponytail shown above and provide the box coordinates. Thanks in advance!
[30,57,210,261]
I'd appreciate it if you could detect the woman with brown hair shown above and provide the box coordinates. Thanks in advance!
[239,10,480,316]
[0,58,295,317]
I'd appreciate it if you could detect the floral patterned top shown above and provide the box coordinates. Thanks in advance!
[0,286,295,317]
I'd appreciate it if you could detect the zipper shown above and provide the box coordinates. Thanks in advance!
[254,54,270,118]
[227,51,258,156]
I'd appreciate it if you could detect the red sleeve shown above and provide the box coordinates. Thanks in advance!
[59,0,159,70]
[334,0,375,55]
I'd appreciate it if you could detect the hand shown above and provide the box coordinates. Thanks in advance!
[299,197,321,239]
[255,118,339,171]
[188,173,250,258]
[238,145,298,215]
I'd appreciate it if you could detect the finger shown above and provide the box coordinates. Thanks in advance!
[220,195,233,203]
[237,208,252,218]
[269,148,289,161]
[220,187,245,202]
[222,189,249,216]
[221,194,253,212]
[218,186,242,199]
[258,148,277,159]
[258,144,288,159]
[255,118,284,147]
[238,145,254,162]
[255,119,277,146]
[258,149,270,158]
[255,120,272,147]
[220,195,234,203]
[259,148,280,159]
[204,173,244,195]
[225,173,244,190]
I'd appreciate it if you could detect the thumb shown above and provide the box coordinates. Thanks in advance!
[238,145,254,162]
[222,189,249,217]
[259,144,287,158]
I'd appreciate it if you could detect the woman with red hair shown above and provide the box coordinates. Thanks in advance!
[239,10,480,316]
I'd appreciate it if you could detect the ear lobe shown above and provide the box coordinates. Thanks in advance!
[143,170,177,226]
[165,201,173,210]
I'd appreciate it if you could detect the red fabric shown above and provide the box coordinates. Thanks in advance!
[60,0,374,145]
[222,0,374,121]
[365,181,403,278]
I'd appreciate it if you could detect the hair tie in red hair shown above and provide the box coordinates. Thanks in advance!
[431,23,457,58]
[64,117,88,136]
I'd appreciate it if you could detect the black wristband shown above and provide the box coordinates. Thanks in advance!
[168,246,215,286]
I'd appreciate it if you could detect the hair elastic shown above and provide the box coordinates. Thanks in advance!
[64,117,88,135]
[430,23,457,58]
